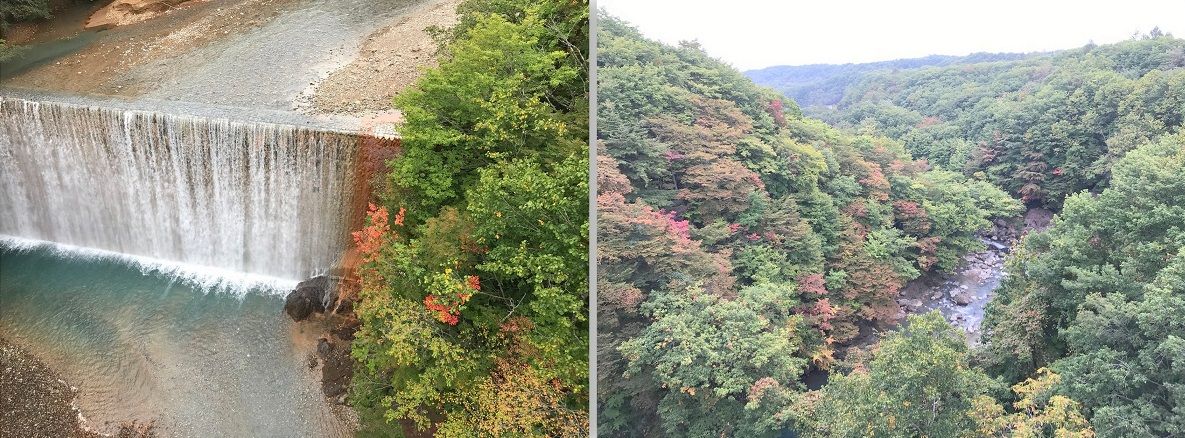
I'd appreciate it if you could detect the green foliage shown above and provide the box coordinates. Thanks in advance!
[915,170,1021,271]
[969,369,1094,437]
[465,155,590,385]
[388,1,587,224]
[982,132,1185,434]
[352,0,588,435]
[1053,257,1185,437]
[620,283,809,437]
[758,36,1185,208]
[0,0,50,30]
[801,312,995,437]
[597,12,1022,436]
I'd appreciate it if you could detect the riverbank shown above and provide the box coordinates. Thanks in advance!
[0,337,155,438]
[1,0,450,122]
[839,208,1055,352]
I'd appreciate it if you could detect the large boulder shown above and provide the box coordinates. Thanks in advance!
[283,276,336,321]
[951,289,975,306]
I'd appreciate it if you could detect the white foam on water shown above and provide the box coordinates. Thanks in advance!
[0,235,298,296]
[0,96,361,281]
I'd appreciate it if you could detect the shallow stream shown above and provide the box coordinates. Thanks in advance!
[0,237,353,436]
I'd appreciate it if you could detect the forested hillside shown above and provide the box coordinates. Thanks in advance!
[606,16,1183,436]
[753,34,1185,435]
[745,52,1030,108]
[981,133,1184,436]
[755,31,1185,208]
[597,14,1037,436]
[348,0,589,436]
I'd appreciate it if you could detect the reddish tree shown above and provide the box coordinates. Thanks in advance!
[766,99,787,127]
[797,273,828,297]
[893,200,932,235]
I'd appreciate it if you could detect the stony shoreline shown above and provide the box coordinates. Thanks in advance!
[0,337,155,438]
[1,335,96,438]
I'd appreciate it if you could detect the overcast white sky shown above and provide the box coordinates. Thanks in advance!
[597,0,1185,70]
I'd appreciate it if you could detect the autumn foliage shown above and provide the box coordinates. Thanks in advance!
[597,13,1022,436]
[349,0,589,436]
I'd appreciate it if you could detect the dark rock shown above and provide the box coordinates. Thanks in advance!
[952,290,974,306]
[331,318,361,341]
[284,276,336,321]
[334,297,354,315]
[319,339,352,399]
[896,298,924,310]
[317,337,333,357]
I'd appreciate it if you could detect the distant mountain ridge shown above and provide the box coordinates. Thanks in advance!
[745,52,1035,107]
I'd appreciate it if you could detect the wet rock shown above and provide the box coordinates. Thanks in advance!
[317,337,333,357]
[897,298,924,311]
[283,276,336,322]
[334,296,354,315]
[331,318,361,341]
[951,290,974,306]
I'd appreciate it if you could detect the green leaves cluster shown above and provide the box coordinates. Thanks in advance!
[804,312,994,437]
[982,132,1185,435]
[350,0,589,435]
[596,12,1022,437]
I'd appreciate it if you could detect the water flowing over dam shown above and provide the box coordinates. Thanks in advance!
[0,96,364,284]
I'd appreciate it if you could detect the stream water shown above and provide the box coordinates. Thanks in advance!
[0,237,353,436]
[899,238,1008,344]
[0,95,367,435]
[0,0,421,434]
[802,237,1010,390]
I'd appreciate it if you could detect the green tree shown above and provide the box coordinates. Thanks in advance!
[620,282,810,437]
[982,132,1185,434]
[1052,257,1185,437]
[803,312,994,437]
[350,0,589,435]
[387,2,587,224]
[969,368,1094,437]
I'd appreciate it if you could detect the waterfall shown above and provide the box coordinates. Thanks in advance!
[0,97,363,282]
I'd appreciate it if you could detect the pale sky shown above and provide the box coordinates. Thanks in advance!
[598,0,1185,70]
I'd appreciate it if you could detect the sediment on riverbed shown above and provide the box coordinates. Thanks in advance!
[0,337,155,438]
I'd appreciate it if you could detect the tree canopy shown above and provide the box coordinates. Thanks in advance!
[349,1,589,435]
[597,13,1022,436]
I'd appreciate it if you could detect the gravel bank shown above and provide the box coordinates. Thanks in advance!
[0,337,156,438]
[1,336,96,438]
[309,0,460,117]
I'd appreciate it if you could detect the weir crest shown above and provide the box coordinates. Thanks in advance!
[0,96,376,285]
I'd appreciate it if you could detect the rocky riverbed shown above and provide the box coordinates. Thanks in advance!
[895,208,1052,344]
[897,238,1007,344]
[2,0,453,128]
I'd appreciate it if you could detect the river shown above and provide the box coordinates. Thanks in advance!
[0,237,355,436]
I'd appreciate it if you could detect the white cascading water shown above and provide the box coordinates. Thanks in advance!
[0,97,360,285]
